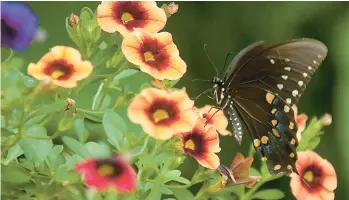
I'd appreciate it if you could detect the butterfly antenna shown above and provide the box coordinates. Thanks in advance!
[204,44,219,76]
[192,79,212,83]
[219,51,235,77]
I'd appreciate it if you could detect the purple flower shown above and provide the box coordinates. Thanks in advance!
[1,2,38,52]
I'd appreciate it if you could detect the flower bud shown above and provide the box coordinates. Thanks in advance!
[69,13,80,27]
[165,2,179,16]
[69,13,80,32]
[318,113,332,126]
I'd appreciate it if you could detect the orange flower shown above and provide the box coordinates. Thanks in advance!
[197,105,232,136]
[27,46,93,88]
[122,28,186,80]
[290,151,337,200]
[97,1,166,37]
[292,105,308,141]
[128,87,197,140]
[217,153,261,189]
[176,119,220,169]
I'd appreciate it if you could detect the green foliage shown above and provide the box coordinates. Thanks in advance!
[251,189,285,200]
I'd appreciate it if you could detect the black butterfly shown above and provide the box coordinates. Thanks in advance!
[212,38,327,175]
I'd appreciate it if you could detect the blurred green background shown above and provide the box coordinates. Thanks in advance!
[16,1,349,199]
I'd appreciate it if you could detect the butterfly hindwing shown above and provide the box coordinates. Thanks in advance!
[232,87,298,175]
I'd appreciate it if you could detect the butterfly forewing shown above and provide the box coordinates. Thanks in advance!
[227,38,327,105]
[217,38,327,175]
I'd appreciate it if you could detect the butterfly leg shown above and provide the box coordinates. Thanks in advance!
[191,88,213,101]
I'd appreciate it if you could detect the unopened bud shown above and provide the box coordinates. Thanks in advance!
[164,2,179,17]
[69,13,79,26]
[319,113,332,126]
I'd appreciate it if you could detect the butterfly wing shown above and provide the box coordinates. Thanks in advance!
[232,87,298,175]
[225,38,327,175]
[227,38,327,105]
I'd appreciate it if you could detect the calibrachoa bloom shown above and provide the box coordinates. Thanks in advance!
[128,87,197,140]
[97,1,166,37]
[122,28,186,80]
[292,105,308,140]
[290,151,337,200]
[1,1,38,52]
[75,155,136,193]
[27,46,93,88]
[217,153,261,188]
[197,105,232,136]
[176,119,221,169]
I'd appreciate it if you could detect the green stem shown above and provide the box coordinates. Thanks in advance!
[133,134,148,146]
[146,179,192,189]
[40,111,59,126]
[1,135,21,155]
[23,135,51,140]
[1,49,13,66]
[240,174,283,200]
[92,82,104,110]
[96,89,108,110]
[133,136,150,157]
[51,131,62,140]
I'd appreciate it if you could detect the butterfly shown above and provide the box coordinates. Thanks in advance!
[211,38,327,175]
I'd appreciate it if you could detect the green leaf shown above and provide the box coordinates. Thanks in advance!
[160,186,173,195]
[85,142,111,159]
[90,44,119,68]
[224,185,245,197]
[60,154,83,170]
[19,125,53,162]
[251,189,285,200]
[54,168,81,183]
[62,136,91,158]
[58,116,74,132]
[112,69,139,83]
[171,188,195,200]
[260,161,270,177]
[4,144,24,165]
[46,145,64,170]
[24,100,66,127]
[171,177,191,185]
[65,17,80,47]
[145,184,162,200]
[1,162,31,183]
[82,110,104,123]
[80,7,94,24]
[305,136,321,151]
[249,167,261,176]
[164,170,181,181]
[73,118,87,142]
[102,110,127,149]
[298,117,322,151]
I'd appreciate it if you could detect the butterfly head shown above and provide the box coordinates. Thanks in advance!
[212,76,223,87]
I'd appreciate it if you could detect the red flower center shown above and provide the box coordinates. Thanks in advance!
[113,2,148,30]
[139,38,170,71]
[148,99,178,124]
[301,165,323,190]
[43,59,75,80]
[183,131,205,154]
[96,161,123,179]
